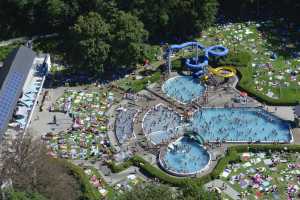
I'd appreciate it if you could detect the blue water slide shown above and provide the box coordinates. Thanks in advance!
[193,70,205,78]
[185,56,208,70]
[169,42,208,78]
[170,42,206,51]
[206,45,229,57]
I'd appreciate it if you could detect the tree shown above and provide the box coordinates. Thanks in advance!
[118,183,177,200]
[109,11,148,68]
[118,182,218,200]
[116,0,172,41]
[116,0,218,41]
[69,12,111,74]
[180,180,218,200]
[44,0,68,28]
[0,132,81,200]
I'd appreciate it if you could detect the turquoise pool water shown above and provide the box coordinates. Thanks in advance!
[162,76,205,104]
[161,137,210,175]
[191,108,291,142]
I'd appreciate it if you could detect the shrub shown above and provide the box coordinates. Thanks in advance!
[106,160,133,173]
[61,160,100,200]
[131,156,187,186]
[143,45,161,62]
[171,58,185,71]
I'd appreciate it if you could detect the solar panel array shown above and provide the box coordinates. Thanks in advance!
[0,71,24,132]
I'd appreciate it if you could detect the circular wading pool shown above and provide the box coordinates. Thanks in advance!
[159,137,210,176]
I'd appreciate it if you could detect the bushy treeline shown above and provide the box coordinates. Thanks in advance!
[0,0,218,74]
[219,0,300,22]
[1,0,299,74]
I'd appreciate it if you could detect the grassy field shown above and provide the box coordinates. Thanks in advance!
[117,71,162,92]
[220,152,300,200]
[194,21,300,104]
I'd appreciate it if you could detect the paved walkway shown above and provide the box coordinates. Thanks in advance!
[106,102,121,149]
[29,87,73,139]
[0,33,58,47]
[205,179,241,200]
[264,106,294,121]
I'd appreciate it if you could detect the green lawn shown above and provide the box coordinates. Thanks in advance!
[117,71,161,92]
[220,152,300,200]
[194,21,300,104]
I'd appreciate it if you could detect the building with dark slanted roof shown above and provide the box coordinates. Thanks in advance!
[0,45,51,138]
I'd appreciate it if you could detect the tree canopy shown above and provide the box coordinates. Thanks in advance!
[109,11,148,68]
[3,0,300,75]
[117,182,218,200]
[0,134,82,200]
[0,0,220,74]
[69,12,111,74]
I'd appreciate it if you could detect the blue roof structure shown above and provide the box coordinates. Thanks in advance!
[0,46,36,137]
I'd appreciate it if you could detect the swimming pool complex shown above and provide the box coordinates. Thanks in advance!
[146,75,292,176]
[191,107,292,143]
[159,137,210,176]
[162,76,205,104]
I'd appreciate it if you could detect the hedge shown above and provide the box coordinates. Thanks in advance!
[107,144,300,187]
[131,156,189,186]
[60,160,101,200]
[210,148,240,179]
[106,160,133,173]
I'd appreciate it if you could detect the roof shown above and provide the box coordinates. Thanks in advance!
[0,46,36,137]
[294,105,300,117]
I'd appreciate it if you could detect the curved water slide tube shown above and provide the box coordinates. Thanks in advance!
[208,66,236,78]
[206,45,229,57]
[167,42,229,78]
[169,42,208,77]
[170,42,206,51]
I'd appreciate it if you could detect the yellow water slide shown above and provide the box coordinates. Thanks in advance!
[208,66,237,78]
